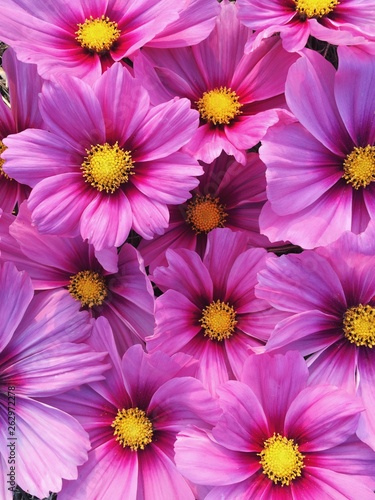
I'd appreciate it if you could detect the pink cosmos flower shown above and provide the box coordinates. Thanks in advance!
[133,0,299,165]
[0,202,154,356]
[0,48,43,213]
[0,260,110,498]
[138,151,272,272]
[148,228,288,395]
[175,351,375,499]
[259,46,375,249]
[0,0,186,83]
[255,231,375,451]
[236,0,375,52]
[43,322,219,500]
[2,62,201,250]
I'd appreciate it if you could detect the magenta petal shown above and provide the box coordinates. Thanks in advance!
[11,396,90,499]
[0,261,33,352]
[356,350,375,450]
[80,190,132,250]
[285,385,363,451]
[175,427,254,486]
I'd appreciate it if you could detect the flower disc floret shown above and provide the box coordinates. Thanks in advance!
[186,194,227,234]
[112,407,154,451]
[259,433,305,486]
[200,300,237,341]
[343,304,375,348]
[196,87,242,126]
[68,270,107,308]
[0,140,11,180]
[81,141,134,194]
[294,0,339,18]
[342,145,375,190]
[76,15,121,53]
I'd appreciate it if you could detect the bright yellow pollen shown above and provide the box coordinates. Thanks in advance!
[342,145,375,190]
[200,300,237,341]
[294,0,339,18]
[0,141,11,180]
[259,433,305,486]
[343,304,375,348]
[68,270,107,308]
[112,407,153,451]
[196,87,242,126]
[76,15,121,52]
[81,141,134,194]
[186,195,227,234]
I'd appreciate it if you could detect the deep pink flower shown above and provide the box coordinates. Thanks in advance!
[175,351,375,499]
[133,0,299,165]
[3,62,201,249]
[0,202,154,356]
[148,228,288,395]
[255,231,375,450]
[44,322,219,500]
[236,0,375,52]
[0,260,109,498]
[0,48,43,213]
[260,46,375,248]
[138,151,273,272]
[0,0,186,83]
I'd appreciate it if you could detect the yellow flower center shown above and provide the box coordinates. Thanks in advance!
[196,87,242,126]
[68,270,107,308]
[75,15,121,52]
[0,141,11,180]
[200,300,237,341]
[294,0,339,18]
[259,433,305,486]
[112,407,153,451]
[342,145,375,190]
[185,194,227,234]
[343,304,375,348]
[81,141,134,193]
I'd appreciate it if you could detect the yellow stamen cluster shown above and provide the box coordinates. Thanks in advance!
[186,194,227,234]
[343,304,375,348]
[200,300,237,341]
[112,407,153,451]
[294,0,339,18]
[81,141,134,194]
[76,15,121,53]
[0,141,11,180]
[196,87,242,126]
[259,433,305,486]
[342,145,375,189]
[68,270,107,308]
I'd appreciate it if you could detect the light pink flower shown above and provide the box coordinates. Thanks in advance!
[3,62,201,249]
[175,351,375,499]
[0,48,43,212]
[260,46,375,248]
[0,0,186,83]
[133,0,299,165]
[0,260,109,498]
[236,0,375,52]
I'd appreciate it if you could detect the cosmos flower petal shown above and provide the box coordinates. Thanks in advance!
[58,439,139,500]
[3,129,78,187]
[175,426,255,486]
[355,350,375,450]
[80,189,133,250]
[28,173,92,237]
[285,385,363,452]
[8,396,90,499]
[0,261,33,352]
[285,51,350,155]
[335,45,375,145]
